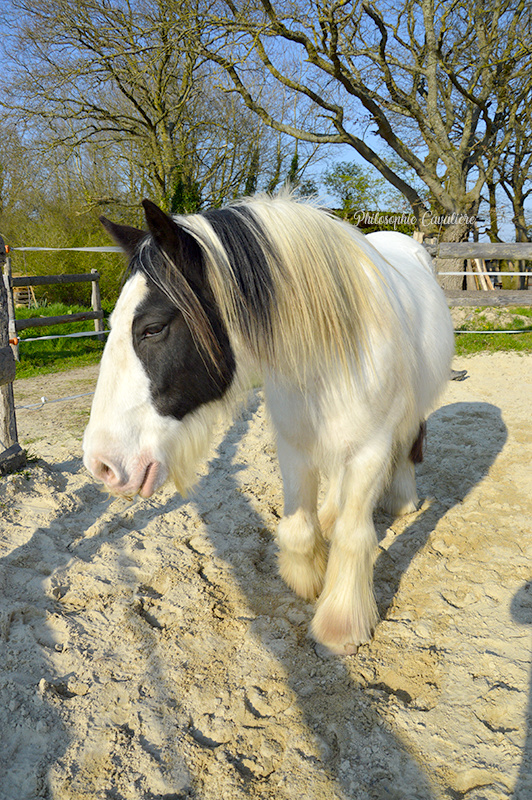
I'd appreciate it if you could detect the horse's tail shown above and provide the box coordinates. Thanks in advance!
[409,421,427,463]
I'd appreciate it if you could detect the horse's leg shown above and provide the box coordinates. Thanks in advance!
[276,436,328,601]
[311,437,391,654]
[318,469,343,539]
[380,424,424,516]
[380,453,419,516]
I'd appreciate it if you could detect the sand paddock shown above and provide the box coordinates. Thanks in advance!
[1,351,531,799]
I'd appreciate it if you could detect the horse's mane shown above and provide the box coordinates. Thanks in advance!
[158,195,394,380]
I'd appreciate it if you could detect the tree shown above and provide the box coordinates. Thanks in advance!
[0,122,35,216]
[322,160,405,217]
[0,0,310,214]
[495,109,532,245]
[477,49,532,285]
[493,102,532,287]
[204,0,532,246]
[1,0,202,209]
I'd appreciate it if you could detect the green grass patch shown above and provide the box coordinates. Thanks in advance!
[14,303,109,379]
[454,307,532,356]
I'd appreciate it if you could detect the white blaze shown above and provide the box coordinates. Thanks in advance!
[83,273,171,496]
[83,272,227,497]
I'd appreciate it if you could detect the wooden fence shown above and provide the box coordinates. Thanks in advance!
[0,240,108,474]
[4,255,105,361]
[426,242,532,260]
[426,242,532,300]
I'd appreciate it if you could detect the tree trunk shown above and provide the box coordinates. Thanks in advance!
[434,219,474,291]
[487,182,501,243]
[513,204,530,290]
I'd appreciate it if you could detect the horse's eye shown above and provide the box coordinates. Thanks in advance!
[143,322,167,339]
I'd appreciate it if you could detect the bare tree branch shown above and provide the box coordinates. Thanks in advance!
[204,0,532,236]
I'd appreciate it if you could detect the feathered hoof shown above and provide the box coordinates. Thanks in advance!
[278,542,327,602]
[311,592,379,655]
[379,496,419,517]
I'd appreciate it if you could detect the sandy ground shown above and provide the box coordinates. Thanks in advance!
[1,349,531,800]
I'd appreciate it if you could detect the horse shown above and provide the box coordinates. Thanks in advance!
[83,195,454,655]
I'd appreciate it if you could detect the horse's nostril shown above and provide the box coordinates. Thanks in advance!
[93,458,119,486]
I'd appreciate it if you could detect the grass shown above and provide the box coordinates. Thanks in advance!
[14,303,108,379]
[453,306,532,356]
[10,303,532,381]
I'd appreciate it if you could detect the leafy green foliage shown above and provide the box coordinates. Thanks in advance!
[168,171,203,214]
[322,160,414,232]
[3,194,129,307]
[323,161,399,215]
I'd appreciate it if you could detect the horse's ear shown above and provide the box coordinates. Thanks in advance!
[99,217,146,256]
[142,198,204,286]
[142,199,179,247]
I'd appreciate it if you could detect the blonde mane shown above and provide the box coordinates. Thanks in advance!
[176,195,394,380]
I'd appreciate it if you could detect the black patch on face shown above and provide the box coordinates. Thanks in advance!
[132,277,236,421]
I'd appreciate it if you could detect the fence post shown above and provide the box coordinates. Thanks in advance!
[518,259,530,291]
[0,236,25,475]
[3,248,19,361]
[91,269,105,341]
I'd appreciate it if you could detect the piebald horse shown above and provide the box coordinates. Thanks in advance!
[83,196,454,654]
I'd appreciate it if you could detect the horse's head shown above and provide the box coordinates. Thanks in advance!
[83,200,235,498]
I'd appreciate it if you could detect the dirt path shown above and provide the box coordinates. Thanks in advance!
[1,352,531,799]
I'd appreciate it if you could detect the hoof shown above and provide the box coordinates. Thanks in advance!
[379,493,419,517]
[311,593,379,655]
[278,541,327,601]
[314,640,360,657]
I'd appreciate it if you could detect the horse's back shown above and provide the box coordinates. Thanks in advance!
[364,230,450,336]
[363,229,454,413]
[365,230,435,276]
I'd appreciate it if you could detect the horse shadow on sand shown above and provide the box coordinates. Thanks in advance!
[374,399,508,609]
[0,394,508,799]
[146,393,508,798]
[0,455,198,799]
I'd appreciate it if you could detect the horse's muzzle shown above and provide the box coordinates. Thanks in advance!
[84,451,166,498]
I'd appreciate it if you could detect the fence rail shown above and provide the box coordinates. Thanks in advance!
[425,242,532,260]
[4,259,105,359]
[11,272,101,287]
[424,241,532,297]
[16,310,103,332]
